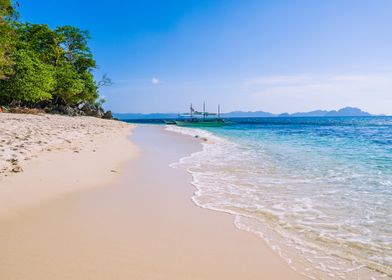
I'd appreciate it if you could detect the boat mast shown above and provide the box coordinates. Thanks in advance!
[218,104,220,118]
[190,103,193,118]
[203,102,206,120]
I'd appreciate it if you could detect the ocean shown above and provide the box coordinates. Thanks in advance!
[165,117,392,279]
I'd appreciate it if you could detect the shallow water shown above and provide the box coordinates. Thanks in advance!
[167,117,392,279]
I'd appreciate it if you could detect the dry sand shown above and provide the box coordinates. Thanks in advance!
[0,113,137,218]
[0,124,307,279]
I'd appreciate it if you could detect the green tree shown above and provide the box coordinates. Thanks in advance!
[55,26,96,73]
[17,23,63,66]
[0,3,107,108]
[0,49,55,104]
[50,25,100,105]
[0,0,15,79]
[0,23,14,79]
[79,71,98,102]
[53,64,84,104]
[0,0,14,18]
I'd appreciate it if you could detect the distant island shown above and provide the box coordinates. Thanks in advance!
[114,107,375,120]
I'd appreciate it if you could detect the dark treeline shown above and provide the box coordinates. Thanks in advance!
[0,1,110,116]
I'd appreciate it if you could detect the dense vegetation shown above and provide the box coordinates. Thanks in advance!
[0,1,108,113]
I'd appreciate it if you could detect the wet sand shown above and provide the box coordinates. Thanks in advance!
[0,125,307,279]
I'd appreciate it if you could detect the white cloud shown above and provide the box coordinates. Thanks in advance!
[152,77,160,85]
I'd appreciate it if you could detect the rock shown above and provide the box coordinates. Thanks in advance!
[58,105,77,116]
[11,166,23,173]
[4,102,112,119]
[79,102,102,117]
[78,102,87,110]
[103,110,113,119]
[97,107,105,118]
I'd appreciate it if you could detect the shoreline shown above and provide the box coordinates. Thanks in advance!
[166,124,392,280]
[0,123,306,279]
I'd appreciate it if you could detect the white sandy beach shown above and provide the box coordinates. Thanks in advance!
[0,113,138,218]
[0,116,306,279]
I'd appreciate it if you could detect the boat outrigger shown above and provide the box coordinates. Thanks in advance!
[173,103,228,127]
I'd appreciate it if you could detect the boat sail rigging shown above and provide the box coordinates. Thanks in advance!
[174,103,227,127]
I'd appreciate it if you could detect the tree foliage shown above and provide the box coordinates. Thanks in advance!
[56,26,96,72]
[0,2,105,107]
[0,0,16,79]
[0,22,14,79]
[17,23,62,66]
[0,0,14,18]
[53,64,84,104]
[0,49,55,103]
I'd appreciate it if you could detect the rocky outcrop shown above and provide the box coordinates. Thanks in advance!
[77,102,104,118]
[103,110,113,119]
[44,102,111,119]
[0,103,113,119]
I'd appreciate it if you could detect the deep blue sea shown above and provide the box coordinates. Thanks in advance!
[132,117,392,279]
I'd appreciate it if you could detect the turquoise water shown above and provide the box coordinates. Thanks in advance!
[167,117,392,279]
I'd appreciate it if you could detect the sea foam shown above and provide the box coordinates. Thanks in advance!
[166,119,392,280]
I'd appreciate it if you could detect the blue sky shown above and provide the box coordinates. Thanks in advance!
[20,0,392,114]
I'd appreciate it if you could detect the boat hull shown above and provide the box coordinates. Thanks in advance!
[174,120,227,127]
